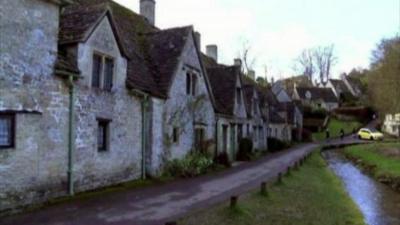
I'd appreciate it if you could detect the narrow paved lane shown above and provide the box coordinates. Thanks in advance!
[2,133,372,225]
[1,143,320,225]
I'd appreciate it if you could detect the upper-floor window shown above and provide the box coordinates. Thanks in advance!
[186,72,197,96]
[92,53,114,91]
[236,88,242,105]
[0,114,15,149]
[253,98,258,115]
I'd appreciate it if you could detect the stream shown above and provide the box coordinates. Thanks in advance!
[322,151,400,225]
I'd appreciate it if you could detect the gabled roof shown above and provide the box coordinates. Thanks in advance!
[141,26,192,96]
[59,0,197,99]
[276,102,299,125]
[243,85,256,118]
[329,79,350,94]
[278,75,313,96]
[296,87,338,103]
[269,110,285,124]
[206,66,241,115]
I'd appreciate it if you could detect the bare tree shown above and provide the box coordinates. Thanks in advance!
[314,45,337,85]
[238,40,257,73]
[294,45,337,85]
[294,49,315,81]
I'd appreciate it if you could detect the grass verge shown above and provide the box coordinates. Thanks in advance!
[343,142,400,191]
[180,152,365,225]
[313,118,362,141]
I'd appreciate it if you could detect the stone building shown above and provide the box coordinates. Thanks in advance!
[293,87,339,111]
[383,113,400,137]
[202,51,269,160]
[0,0,216,212]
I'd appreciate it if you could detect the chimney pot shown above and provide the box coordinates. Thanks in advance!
[248,70,256,80]
[234,58,242,67]
[194,32,201,51]
[140,0,156,26]
[206,45,218,62]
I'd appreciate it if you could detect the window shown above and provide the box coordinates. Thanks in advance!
[236,88,242,105]
[253,99,258,115]
[97,119,110,152]
[104,57,114,91]
[0,114,15,148]
[186,72,197,96]
[91,53,114,91]
[186,73,191,95]
[173,127,179,143]
[191,74,197,96]
[92,54,102,88]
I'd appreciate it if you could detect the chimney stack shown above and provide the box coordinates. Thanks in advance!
[140,0,155,26]
[194,32,201,51]
[206,45,218,62]
[234,58,242,68]
[248,70,256,80]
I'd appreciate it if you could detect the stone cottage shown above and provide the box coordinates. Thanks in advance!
[293,87,339,111]
[201,49,269,160]
[383,113,400,137]
[317,78,352,100]
[0,0,216,212]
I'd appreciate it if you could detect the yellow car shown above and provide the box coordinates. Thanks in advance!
[357,128,384,141]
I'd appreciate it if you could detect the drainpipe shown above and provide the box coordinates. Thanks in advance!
[214,117,219,158]
[67,75,75,196]
[141,94,149,180]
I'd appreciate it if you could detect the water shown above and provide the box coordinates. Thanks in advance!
[323,151,400,225]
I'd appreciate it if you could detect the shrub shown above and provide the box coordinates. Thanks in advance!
[163,152,214,178]
[333,106,374,123]
[237,138,253,161]
[268,138,290,153]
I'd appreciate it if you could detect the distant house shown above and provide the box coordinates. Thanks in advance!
[271,82,293,103]
[277,75,314,97]
[264,88,294,142]
[243,83,268,150]
[319,79,352,99]
[276,102,303,141]
[293,87,339,111]
[383,114,400,137]
[268,110,291,141]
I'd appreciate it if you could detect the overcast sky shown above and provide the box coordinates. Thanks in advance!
[115,0,399,80]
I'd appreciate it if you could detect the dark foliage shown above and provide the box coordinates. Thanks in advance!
[268,138,290,153]
[215,152,232,167]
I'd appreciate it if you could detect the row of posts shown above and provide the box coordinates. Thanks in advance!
[165,152,313,225]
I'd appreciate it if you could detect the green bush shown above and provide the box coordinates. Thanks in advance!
[237,138,253,161]
[268,138,290,152]
[163,152,214,178]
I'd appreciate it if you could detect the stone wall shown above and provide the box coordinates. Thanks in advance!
[0,6,144,212]
[72,16,143,191]
[0,0,68,211]
[163,34,216,161]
